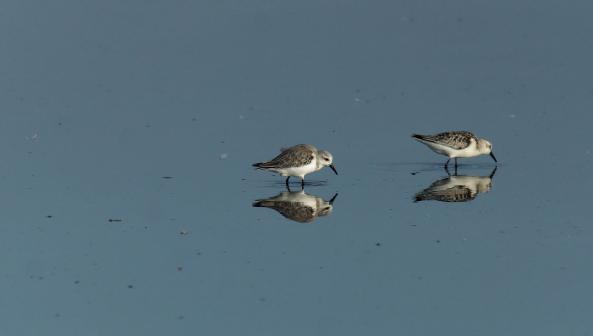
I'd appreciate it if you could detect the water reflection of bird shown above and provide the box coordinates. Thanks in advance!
[253,191,338,223]
[414,167,497,203]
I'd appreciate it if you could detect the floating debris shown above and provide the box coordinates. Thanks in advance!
[108,219,123,222]
[161,176,174,179]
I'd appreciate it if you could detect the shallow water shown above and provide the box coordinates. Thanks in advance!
[2,0,593,335]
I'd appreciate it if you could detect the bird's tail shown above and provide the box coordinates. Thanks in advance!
[252,200,272,207]
[412,134,436,144]
[413,195,425,203]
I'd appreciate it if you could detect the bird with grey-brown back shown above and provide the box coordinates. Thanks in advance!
[252,144,338,188]
[412,131,497,168]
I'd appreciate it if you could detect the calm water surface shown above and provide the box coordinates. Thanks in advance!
[1,1,593,335]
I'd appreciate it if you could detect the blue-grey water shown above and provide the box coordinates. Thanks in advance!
[2,1,593,335]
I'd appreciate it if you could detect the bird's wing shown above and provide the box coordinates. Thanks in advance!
[255,200,316,223]
[419,131,476,150]
[415,185,476,203]
[258,144,315,169]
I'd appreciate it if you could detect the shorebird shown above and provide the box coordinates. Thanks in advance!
[412,131,497,167]
[253,190,338,223]
[414,167,497,203]
[252,144,338,188]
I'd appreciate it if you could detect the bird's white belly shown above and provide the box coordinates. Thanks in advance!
[424,142,480,158]
[450,146,481,158]
[277,161,317,177]
[424,142,456,157]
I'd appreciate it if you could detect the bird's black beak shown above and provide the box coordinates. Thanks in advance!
[329,193,338,205]
[489,166,498,179]
[490,152,498,163]
[329,164,338,175]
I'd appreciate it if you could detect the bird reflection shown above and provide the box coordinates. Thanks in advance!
[253,190,338,223]
[414,167,497,203]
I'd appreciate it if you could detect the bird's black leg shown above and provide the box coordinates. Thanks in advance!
[445,158,450,168]
[285,176,290,188]
[444,164,451,176]
[301,178,305,189]
[454,158,458,167]
[454,164,458,176]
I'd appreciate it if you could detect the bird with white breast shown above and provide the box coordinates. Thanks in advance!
[412,131,497,167]
[252,144,338,188]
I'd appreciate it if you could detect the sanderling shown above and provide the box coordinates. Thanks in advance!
[412,131,497,167]
[253,190,338,223]
[414,167,497,203]
[252,144,338,187]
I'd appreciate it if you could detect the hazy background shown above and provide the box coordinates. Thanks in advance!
[1,1,593,335]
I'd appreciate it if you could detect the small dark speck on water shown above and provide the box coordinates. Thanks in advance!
[411,172,418,175]
[178,315,185,320]
[177,266,183,272]
[46,215,53,218]
[74,280,80,284]
[161,176,174,179]
[127,284,134,289]
[108,219,123,222]
[375,242,382,247]
[436,240,441,244]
